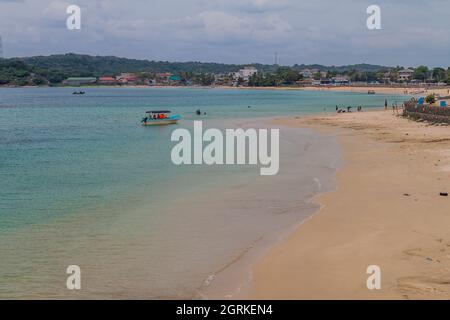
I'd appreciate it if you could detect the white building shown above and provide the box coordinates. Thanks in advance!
[233,67,258,81]
[300,69,313,78]
[398,69,414,82]
[332,76,350,85]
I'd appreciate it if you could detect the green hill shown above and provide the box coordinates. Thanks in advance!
[0,53,393,86]
[18,53,249,76]
[17,53,390,76]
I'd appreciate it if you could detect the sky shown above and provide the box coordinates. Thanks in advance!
[0,0,449,67]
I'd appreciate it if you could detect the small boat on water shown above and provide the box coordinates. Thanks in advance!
[73,91,85,95]
[368,90,376,95]
[141,110,181,126]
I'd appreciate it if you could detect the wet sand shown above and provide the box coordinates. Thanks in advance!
[251,109,450,299]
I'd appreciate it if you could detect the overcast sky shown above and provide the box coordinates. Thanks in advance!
[0,0,449,67]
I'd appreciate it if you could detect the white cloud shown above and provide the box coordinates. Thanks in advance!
[196,11,291,43]
[93,10,292,47]
[1,0,450,65]
[211,0,291,13]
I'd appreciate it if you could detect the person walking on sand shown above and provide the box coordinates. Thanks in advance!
[385,99,388,110]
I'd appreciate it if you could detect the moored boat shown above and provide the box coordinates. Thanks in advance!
[141,110,181,126]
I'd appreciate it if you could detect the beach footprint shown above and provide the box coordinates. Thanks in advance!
[395,275,450,298]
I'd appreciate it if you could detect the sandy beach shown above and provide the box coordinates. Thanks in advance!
[214,85,450,100]
[251,109,450,299]
[301,86,450,97]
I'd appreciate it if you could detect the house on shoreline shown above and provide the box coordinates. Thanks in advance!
[332,75,350,85]
[398,69,414,82]
[155,72,173,84]
[300,69,315,79]
[116,73,138,85]
[98,76,117,85]
[233,67,258,82]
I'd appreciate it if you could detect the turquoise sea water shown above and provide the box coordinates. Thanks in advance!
[0,87,407,298]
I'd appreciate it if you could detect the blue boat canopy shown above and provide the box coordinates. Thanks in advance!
[146,110,171,114]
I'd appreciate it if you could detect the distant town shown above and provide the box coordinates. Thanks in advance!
[0,53,449,88]
[63,66,443,87]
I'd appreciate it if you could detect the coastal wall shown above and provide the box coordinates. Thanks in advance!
[403,101,450,124]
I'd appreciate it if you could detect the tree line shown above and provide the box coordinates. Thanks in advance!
[1,53,449,87]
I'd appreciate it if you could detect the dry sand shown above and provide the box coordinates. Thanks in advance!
[250,109,450,300]
[301,86,450,97]
[219,85,450,98]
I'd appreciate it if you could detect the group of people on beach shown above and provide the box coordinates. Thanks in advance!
[335,105,363,113]
[384,99,401,115]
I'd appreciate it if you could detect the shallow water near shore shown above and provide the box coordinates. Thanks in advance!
[0,87,405,298]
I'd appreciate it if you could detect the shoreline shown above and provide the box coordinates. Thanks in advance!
[2,84,450,97]
[250,109,450,299]
[2,86,448,299]
[195,118,341,299]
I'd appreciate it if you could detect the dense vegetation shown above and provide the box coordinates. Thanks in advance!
[290,63,388,73]
[0,59,67,86]
[17,54,391,77]
[19,53,251,76]
[249,67,304,86]
[0,53,449,86]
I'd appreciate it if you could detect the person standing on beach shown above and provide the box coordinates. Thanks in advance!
[392,104,399,115]
[385,99,388,110]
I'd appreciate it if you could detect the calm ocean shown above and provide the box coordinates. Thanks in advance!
[0,87,406,298]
